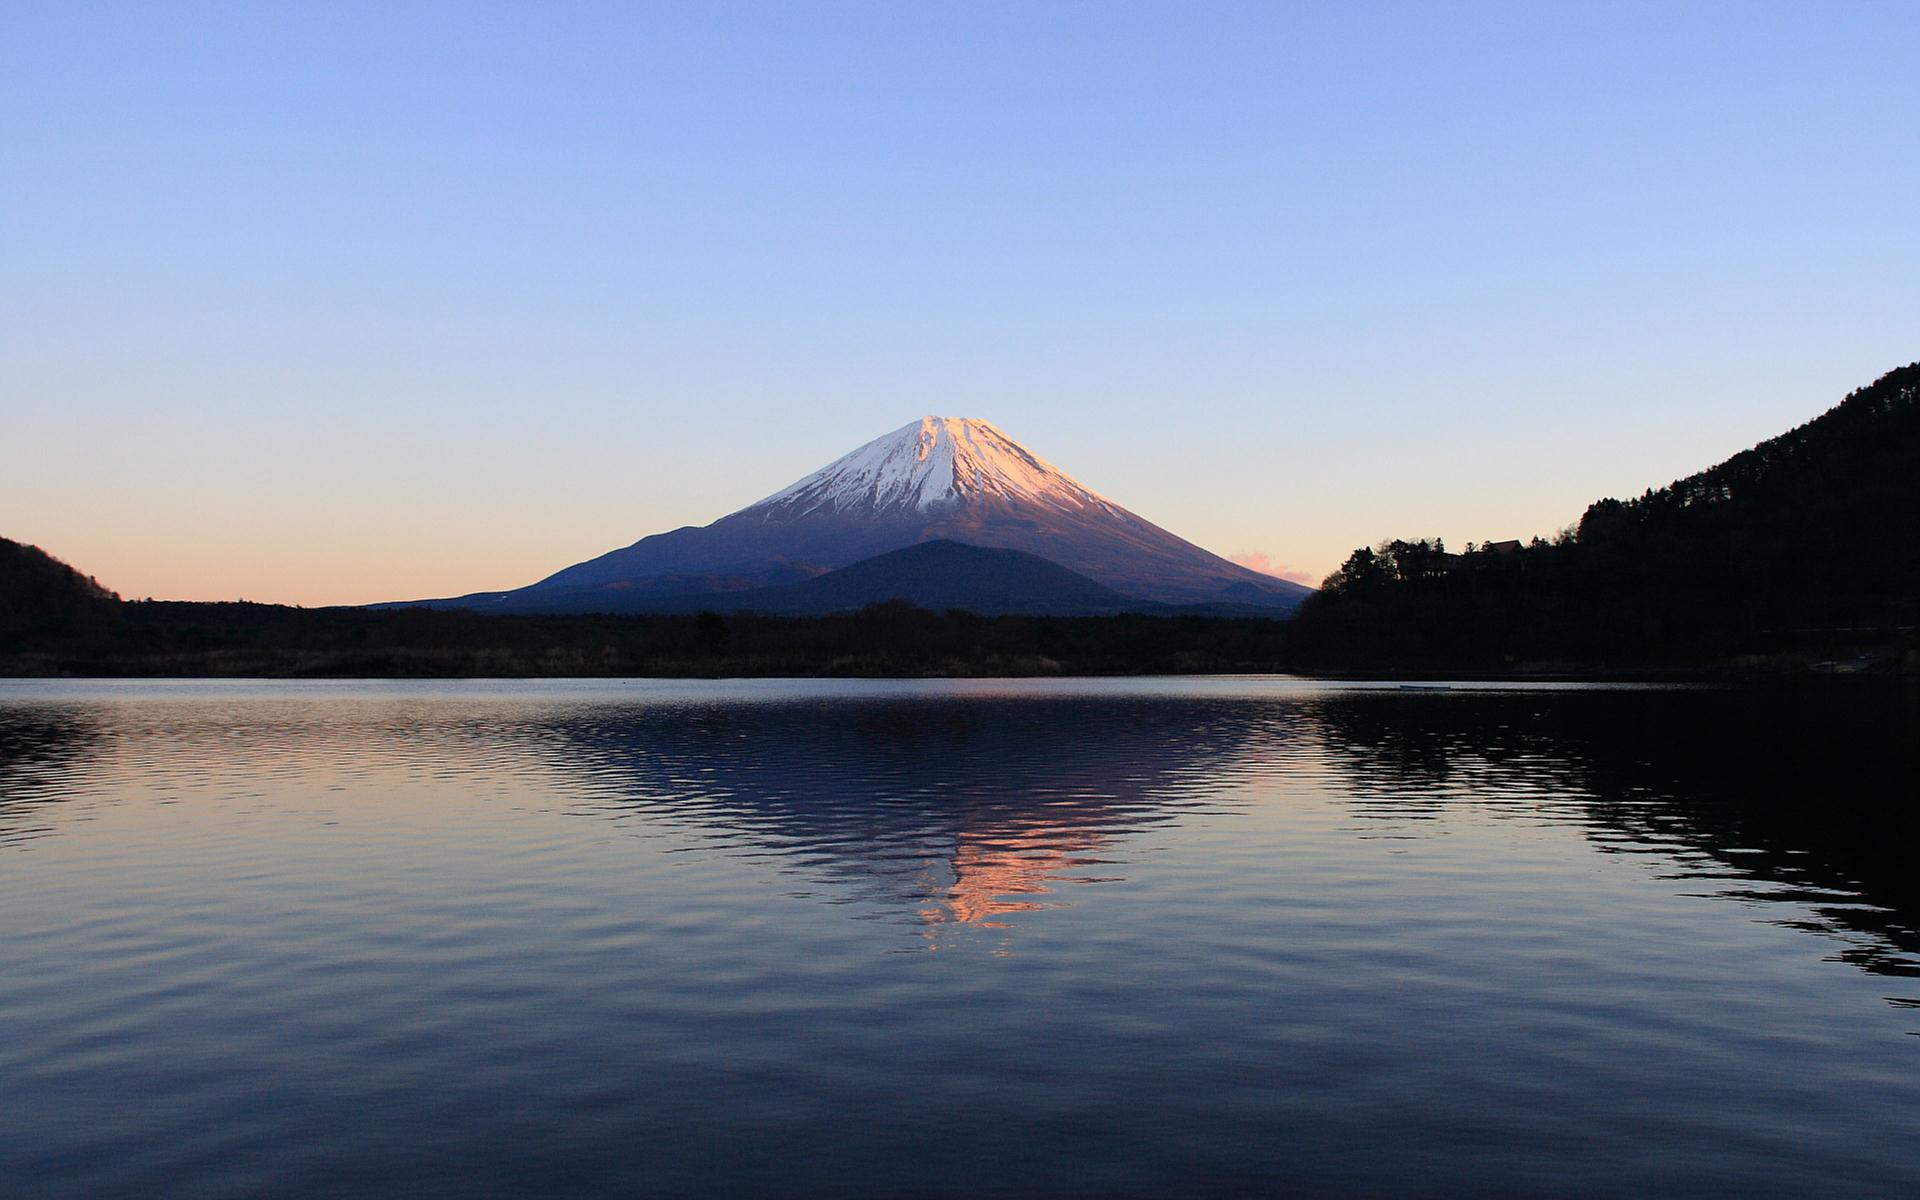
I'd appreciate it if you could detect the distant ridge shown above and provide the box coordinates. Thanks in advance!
[398,416,1309,614]
[0,536,1298,678]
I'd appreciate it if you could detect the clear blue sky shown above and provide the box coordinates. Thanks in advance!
[5,1,1916,603]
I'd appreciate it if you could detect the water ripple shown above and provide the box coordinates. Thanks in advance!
[0,678,1915,1197]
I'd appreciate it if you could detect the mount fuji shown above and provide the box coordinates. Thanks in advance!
[401,417,1310,615]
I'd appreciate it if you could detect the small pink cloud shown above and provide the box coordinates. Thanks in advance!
[1229,551,1318,587]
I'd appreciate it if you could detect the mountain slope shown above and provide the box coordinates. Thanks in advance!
[422,417,1307,613]
[571,540,1147,616]
[759,541,1136,615]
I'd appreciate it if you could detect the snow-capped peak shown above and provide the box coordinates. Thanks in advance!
[747,417,1118,518]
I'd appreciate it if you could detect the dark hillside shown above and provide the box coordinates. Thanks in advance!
[622,540,1147,616]
[1289,364,1920,672]
[730,539,1140,615]
[420,540,1149,617]
[0,538,119,637]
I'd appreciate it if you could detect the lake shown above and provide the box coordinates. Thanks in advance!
[1,678,1916,1197]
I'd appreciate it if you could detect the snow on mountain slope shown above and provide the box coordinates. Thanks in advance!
[753,417,1122,518]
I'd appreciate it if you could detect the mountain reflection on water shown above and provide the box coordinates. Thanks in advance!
[0,681,1915,971]
[2,679,1918,1199]
[1307,686,1920,984]
[504,683,1920,979]
[530,695,1287,936]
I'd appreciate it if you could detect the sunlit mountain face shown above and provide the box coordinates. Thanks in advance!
[401,417,1309,614]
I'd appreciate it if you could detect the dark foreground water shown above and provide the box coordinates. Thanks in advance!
[1,678,1916,1198]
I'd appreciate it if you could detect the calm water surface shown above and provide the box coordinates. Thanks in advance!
[1,678,1916,1197]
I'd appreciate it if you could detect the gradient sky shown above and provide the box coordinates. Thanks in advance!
[5,2,1916,604]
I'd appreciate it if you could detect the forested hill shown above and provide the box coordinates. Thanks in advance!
[1288,363,1920,672]
[0,538,119,635]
